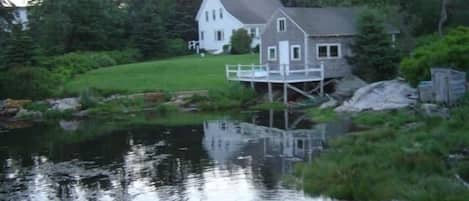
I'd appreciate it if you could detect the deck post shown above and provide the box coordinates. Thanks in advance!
[250,64,255,89]
[267,63,273,102]
[320,62,325,97]
[225,65,229,79]
[283,64,288,105]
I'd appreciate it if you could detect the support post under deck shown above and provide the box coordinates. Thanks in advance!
[268,82,273,103]
[283,82,288,105]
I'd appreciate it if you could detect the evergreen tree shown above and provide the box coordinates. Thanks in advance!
[347,9,400,82]
[130,0,168,58]
[2,25,37,68]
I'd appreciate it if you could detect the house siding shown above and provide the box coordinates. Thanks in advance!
[261,11,305,70]
[308,36,354,78]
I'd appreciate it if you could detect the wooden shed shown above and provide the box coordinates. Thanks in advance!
[431,68,467,105]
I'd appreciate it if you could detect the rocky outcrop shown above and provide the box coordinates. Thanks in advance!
[333,75,368,100]
[48,98,81,111]
[336,79,418,112]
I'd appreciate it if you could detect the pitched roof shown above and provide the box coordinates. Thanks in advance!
[1,0,29,7]
[281,7,399,36]
[220,0,283,24]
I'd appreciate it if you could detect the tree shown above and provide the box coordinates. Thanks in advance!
[2,25,37,68]
[347,9,400,82]
[230,29,252,54]
[129,0,169,58]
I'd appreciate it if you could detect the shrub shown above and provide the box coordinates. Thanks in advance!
[0,67,59,100]
[106,49,142,64]
[347,8,401,82]
[252,44,260,53]
[1,26,38,68]
[79,88,101,109]
[165,38,187,56]
[401,26,469,86]
[230,29,252,54]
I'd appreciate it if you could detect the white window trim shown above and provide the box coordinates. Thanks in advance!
[277,17,286,32]
[316,43,342,60]
[200,31,204,41]
[214,30,224,42]
[205,11,209,22]
[268,46,277,61]
[212,9,216,20]
[291,45,301,61]
[219,8,223,19]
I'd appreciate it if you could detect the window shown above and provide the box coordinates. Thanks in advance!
[205,11,209,22]
[200,31,204,40]
[268,46,277,61]
[317,44,341,59]
[277,18,286,32]
[249,27,258,38]
[212,9,216,20]
[219,8,223,19]
[291,45,301,60]
[215,30,224,41]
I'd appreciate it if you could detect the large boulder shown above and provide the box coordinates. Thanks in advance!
[48,98,81,111]
[333,75,368,99]
[14,109,43,119]
[336,79,418,112]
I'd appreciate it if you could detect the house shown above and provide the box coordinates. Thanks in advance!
[260,7,399,79]
[225,7,399,104]
[195,0,283,53]
[1,0,30,29]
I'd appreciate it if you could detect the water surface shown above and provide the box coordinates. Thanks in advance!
[0,111,350,201]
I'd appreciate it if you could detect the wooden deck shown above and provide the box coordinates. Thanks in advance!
[225,63,326,103]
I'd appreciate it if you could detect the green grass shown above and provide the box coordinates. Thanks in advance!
[64,54,258,94]
[297,103,469,201]
[308,108,338,123]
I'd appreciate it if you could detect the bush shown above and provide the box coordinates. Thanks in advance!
[165,38,187,56]
[106,49,142,64]
[0,67,59,100]
[252,44,260,53]
[401,26,469,86]
[230,29,252,54]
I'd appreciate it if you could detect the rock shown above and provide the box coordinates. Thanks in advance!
[336,79,417,112]
[59,120,80,131]
[319,96,339,109]
[73,110,90,118]
[0,108,19,117]
[333,75,368,99]
[144,92,166,103]
[421,103,450,119]
[14,109,42,119]
[3,99,32,109]
[49,98,81,111]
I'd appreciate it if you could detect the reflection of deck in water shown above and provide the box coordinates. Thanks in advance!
[203,111,350,173]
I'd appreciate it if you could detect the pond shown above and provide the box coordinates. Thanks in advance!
[0,111,352,201]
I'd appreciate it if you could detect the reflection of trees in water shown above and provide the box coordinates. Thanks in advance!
[0,124,214,201]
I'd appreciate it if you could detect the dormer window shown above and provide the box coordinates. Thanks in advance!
[277,18,286,32]
[205,11,209,22]
[219,8,223,19]
[213,9,216,20]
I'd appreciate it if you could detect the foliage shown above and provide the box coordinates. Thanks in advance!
[348,8,400,82]
[65,54,258,94]
[165,38,188,56]
[400,26,469,86]
[200,84,258,111]
[308,108,338,123]
[24,101,49,113]
[296,105,469,201]
[251,102,286,111]
[79,88,101,109]
[1,26,38,68]
[230,29,252,55]
[0,67,58,99]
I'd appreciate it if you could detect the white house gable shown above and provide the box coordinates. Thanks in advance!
[196,0,244,52]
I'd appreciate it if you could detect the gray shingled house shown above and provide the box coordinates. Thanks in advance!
[260,7,399,78]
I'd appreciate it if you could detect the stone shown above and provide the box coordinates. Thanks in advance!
[14,109,42,119]
[73,110,90,118]
[59,120,80,131]
[336,79,418,112]
[144,92,166,103]
[333,75,368,99]
[319,96,339,109]
[49,98,81,111]
[421,103,450,119]
[3,99,31,109]
[0,108,19,117]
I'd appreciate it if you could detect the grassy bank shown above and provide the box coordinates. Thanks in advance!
[297,100,469,201]
[64,54,258,94]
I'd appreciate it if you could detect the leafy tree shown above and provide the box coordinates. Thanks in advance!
[230,29,252,54]
[347,8,400,82]
[401,26,469,86]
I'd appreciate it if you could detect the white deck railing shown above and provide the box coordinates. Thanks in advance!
[225,63,325,83]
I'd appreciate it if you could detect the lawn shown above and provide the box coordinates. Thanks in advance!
[64,54,258,94]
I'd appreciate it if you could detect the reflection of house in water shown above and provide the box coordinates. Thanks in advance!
[203,111,350,174]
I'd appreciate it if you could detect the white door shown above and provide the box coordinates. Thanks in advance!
[279,41,290,75]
